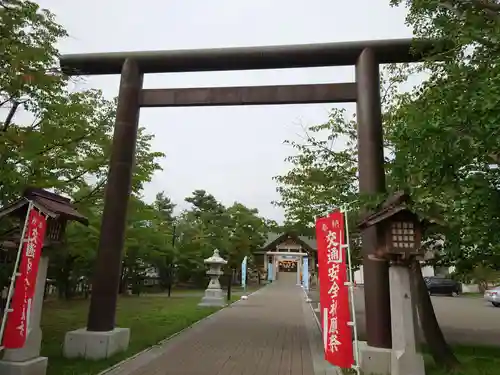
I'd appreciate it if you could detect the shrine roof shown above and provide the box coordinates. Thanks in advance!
[260,232,316,252]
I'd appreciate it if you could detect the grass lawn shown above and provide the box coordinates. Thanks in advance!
[343,344,500,375]
[41,295,236,375]
[424,345,500,375]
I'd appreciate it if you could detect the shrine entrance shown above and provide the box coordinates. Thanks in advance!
[253,232,315,285]
[59,38,441,354]
[279,259,298,273]
[265,251,306,285]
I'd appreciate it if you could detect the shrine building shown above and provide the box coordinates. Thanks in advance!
[253,232,317,282]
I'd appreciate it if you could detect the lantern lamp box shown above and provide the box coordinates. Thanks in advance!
[358,192,426,263]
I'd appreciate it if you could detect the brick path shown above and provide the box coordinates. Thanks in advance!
[104,274,317,375]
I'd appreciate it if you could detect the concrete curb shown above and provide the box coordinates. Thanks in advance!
[302,288,322,330]
[302,288,342,375]
[98,286,267,375]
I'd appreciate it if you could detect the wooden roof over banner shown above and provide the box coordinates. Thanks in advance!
[0,187,88,226]
[358,191,442,230]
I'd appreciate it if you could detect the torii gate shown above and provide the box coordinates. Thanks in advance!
[59,38,444,360]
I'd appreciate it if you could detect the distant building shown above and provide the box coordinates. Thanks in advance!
[254,232,317,281]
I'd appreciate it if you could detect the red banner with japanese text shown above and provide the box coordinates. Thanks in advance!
[2,206,47,349]
[315,211,354,369]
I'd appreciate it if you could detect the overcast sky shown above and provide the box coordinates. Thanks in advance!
[37,0,412,223]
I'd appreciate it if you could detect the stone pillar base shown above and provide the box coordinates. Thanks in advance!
[198,288,226,307]
[0,356,47,375]
[392,349,425,375]
[63,327,130,360]
[390,265,425,375]
[358,341,392,375]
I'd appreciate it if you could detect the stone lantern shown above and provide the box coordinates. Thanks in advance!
[198,249,227,307]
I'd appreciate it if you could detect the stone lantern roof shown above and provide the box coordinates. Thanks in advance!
[204,249,228,265]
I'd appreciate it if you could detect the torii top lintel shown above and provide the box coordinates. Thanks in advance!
[59,38,443,76]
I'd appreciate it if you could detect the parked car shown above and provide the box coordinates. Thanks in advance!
[424,276,461,296]
[484,286,500,307]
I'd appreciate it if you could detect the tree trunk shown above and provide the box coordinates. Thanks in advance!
[56,255,75,300]
[232,268,237,284]
[167,265,172,297]
[44,282,49,300]
[118,261,127,294]
[64,255,76,300]
[64,279,73,300]
[57,282,64,299]
[478,280,488,293]
[410,258,459,370]
[84,282,90,299]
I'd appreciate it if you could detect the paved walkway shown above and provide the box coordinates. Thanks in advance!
[103,274,324,375]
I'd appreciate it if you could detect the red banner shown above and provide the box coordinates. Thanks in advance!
[2,207,47,349]
[315,211,354,369]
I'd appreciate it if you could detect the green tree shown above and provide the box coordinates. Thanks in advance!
[174,211,214,286]
[225,203,268,269]
[154,191,176,223]
[152,191,177,292]
[273,108,362,266]
[173,191,270,286]
[381,4,500,366]
[384,0,500,287]
[0,1,166,300]
[184,189,231,252]
[385,0,500,268]
[0,0,67,122]
[119,196,173,295]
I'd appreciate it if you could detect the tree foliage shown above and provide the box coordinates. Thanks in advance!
[386,0,500,274]
[274,109,358,225]
[0,1,169,299]
[274,0,500,370]
[273,109,365,267]
[174,190,269,285]
[0,0,67,113]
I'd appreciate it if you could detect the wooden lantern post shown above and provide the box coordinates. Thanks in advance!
[359,192,426,375]
[0,187,88,375]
